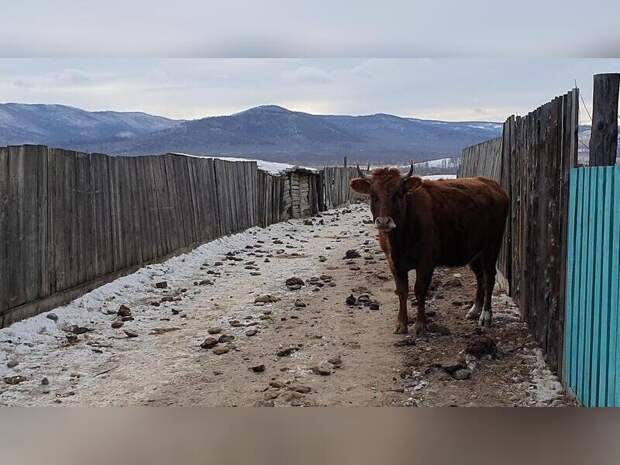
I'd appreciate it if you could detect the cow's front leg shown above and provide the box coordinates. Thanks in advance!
[414,266,433,336]
[393,270,409,334]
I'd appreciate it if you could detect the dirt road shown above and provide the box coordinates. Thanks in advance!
[0,204,574,406]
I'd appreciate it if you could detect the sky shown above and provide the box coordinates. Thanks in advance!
[0,59,618,123]
[1,1,619,123]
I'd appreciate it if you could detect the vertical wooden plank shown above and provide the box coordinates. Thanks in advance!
[0,147,8,324]
[564,167,578,387]
[7,146,27,309]
[589,73,620,166]
[36,146,49,301]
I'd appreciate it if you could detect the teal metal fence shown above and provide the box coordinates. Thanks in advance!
[564,165,620,406]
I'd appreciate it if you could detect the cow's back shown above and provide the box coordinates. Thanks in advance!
[412,176,508,266]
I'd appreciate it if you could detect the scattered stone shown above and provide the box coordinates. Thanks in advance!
[445,277,463,288]
[345,295,356,306]
[250,364,266,373]
[150,327,181,335]
[294,299,306,308]
[394,337,416,347]
[245,329,258,337]
[6,360,19,369]
[318,256,327,262]
[64,325,92,335]
[155,281,168,289]
[466,335,497,358]
[213,346,230,355]
[327,355,343,367]
[437,362,466,375]
[4,375,26,385]
[255,400,275,407]
[285,277,305,289]
[218,335,235,343]
[229,320,243,327]
[46,313,58,322]
[254,294,279,304]
[111,320,124,329]
[357,294,371,304]
[276,346,299,357]
[198,279,213,286]
[41,377,49,386]
[452,368,472,380]
[344,249,361,259]
[208,327,222,335]
[369,302,380,310]
[311,363,332,376]
[289,385,311,394]
[200,337,219,349]
[65,334,78,344]
[124,330,139,338]
[427,322,451,335]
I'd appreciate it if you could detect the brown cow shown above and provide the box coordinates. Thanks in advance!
[350,166,509,336]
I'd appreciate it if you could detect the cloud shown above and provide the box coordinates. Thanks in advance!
[282,66,330,84]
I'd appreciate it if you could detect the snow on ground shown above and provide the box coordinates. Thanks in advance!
[423,174,457,180]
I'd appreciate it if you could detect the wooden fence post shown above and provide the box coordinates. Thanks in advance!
[589,73,620,166]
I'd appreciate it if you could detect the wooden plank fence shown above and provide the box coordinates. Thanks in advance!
[320,166,363,209]
[0,145,358,327]
[564,166,620,406]
[458,89,579,374]
[458,137,502,180]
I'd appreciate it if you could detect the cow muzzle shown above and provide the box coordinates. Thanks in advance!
[374,216,396,231]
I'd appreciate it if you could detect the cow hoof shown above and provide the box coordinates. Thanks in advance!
[466,304,481,320]
[394,323,409,334]
[478,311,492,327]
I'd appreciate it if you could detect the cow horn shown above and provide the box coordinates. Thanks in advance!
[357,165,368,179]
[405,162,414,178]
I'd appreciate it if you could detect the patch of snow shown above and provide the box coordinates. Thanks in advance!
[168,152,317,175]
[528,348,565,405]
[423,174,457,180]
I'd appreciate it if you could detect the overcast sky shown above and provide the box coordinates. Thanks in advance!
[2,0,620,58]
[0,59,618,123]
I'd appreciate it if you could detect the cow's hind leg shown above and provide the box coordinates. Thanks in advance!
[479,243,501,327]
[393,270,409,334]
[413,266,433,337]
[466,257,484,320]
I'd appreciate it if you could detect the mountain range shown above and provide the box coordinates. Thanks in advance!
[0,103,506,165]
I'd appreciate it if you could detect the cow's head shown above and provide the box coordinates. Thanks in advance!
[350,165,422,232]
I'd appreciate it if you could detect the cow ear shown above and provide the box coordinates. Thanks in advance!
[402,176,423,192]
[350,178,371,195]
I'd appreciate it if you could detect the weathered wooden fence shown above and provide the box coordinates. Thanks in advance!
[0,145,357,327]
[564,165,620,406]
[458,137,502,180]
[458,88,579,374]
[320,166,362,210]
